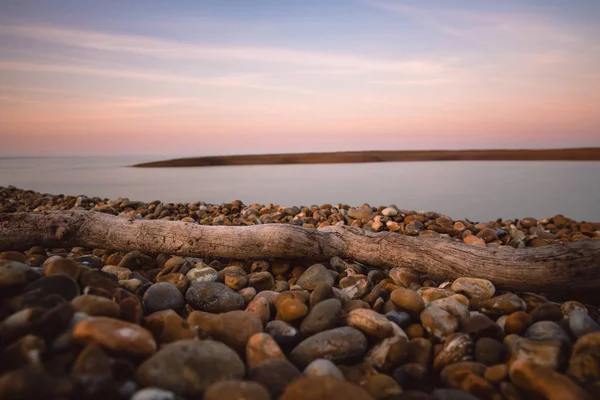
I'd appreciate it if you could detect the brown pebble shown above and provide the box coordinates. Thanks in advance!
[72,316,156,357]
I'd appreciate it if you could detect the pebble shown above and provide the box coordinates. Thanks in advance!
[143,310,197,343]
[248,358,301,398]
[296,264,334,290]
[300,298,342,336]
[510,360,593,400]
[45,257,79,279]
[290,327,368,369]
[450,278,495,301]
[569,309,600,338]
[136,339,245,397]
[72,316,156,357]
[186,266,218,283]
[365,334,409,372]
[143,282,185,313]
[304,359,345,380]
[421,305,458,341]
[391,287,425,317]
[187,310,263,355]
[281,376,373,400]
[71,294,120,317]
[246,332,286,370]
[204,380,271,400]
[185,281,244,313]
[102,265,132,280]
[131,388,176,400]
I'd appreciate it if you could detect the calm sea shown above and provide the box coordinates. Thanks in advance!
[0,156,599,222]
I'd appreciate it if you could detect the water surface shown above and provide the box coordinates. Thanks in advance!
[0,157,598,222]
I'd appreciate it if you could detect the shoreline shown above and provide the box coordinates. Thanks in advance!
[131,147,600,168]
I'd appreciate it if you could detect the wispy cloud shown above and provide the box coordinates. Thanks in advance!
[363,1,580,44]
[371,78,458,86]
[0,60,314,94]
[0,24,449,75]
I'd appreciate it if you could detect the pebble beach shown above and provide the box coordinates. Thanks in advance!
[1,185,600,399]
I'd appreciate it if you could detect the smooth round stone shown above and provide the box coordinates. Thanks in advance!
[143,283,185,313]
[390,288,425,317]
[246,296,270,326]
[45,258,79,279]
[431,389,480,400]
[365,334,409,372]
[481,293,526,316]
[71,295,120,318]
[131,388,175,400]
[296,264,334,291]
[188,310,263,355]
[72,316,156,357]
[388,267,420,287]
[118,251,154,269]
[304,359,345,380]
[300,298,342,336]
[249,272,275,292]
[281,376,373,400]
[382,207,398,217]
[569,310,600,338]
[204,380,270,400]
[450,278,495,301]
[248,358,301,398]
[462,314,503,341]
[0,261,35,288]
[514,338,565,370]
[185,282,244,313]
[504,311,532,335]
[420,306,458,341]
[346,308,393,339]
[277,298,308,322]
[429,297,470,327]
[529,303,563,322]
[439,361,487,388]
[186,266,218,283]
[433,333,474,371]
[386,310,412,329]
[289,327,368,369]
[524,321,571,346]
[265,320,300,349]
[347,207,374,220]
[143,310,197,344]
[246,333,286,370]
[137,340,245,397]
[474,337,506,366]
[361,373,402,398]
[309,282,334,307]
[101,265,132,280]
[561,301,587,318]
[22,274,80,304]
[509,360,593,400]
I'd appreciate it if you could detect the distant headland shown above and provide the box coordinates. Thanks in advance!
[132,147,600,168]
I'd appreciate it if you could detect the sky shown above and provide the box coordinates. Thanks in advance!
[0,0,599,156]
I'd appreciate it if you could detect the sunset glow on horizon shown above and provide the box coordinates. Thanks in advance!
[1,0,599,156]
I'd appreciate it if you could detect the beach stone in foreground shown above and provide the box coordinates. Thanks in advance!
[281,376,373,400]
[72,316,156,357]
[185,281,244,313]
[296,264,334,290]
[143,282,185,313]
[289,327,368,369]
[204,380,271,400]
[137,339,245,397]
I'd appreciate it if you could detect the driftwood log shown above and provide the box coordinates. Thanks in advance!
[1,210,599,292]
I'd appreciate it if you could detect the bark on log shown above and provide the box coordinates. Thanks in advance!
[1,210,599,292]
